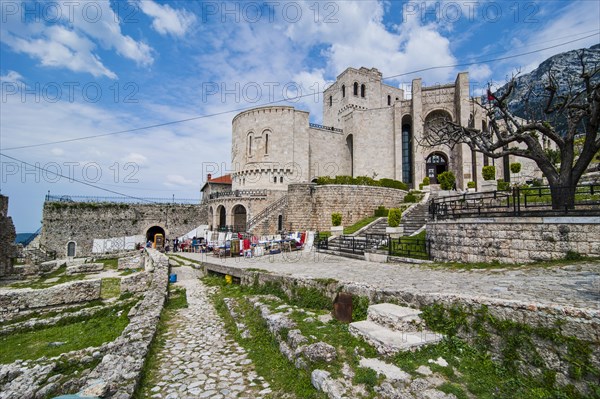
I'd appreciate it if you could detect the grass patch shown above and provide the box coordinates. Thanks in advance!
[343,216,379,235]
[9,265,85,289]
[134,285,187,398]
[98,258,118,270]
[0,302,133,364]
[101,278,121,299]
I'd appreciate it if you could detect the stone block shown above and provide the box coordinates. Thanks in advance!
[66,262,104,275]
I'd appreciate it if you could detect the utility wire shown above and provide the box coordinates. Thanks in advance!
[0,153,161,203]
[2,32,598,152]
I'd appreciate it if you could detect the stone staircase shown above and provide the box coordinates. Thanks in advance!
[401,202,430,236]
[356,217,388,238]
[349,303,443,356]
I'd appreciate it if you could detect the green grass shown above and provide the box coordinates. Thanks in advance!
[392,337,592,399]
[99,258,119,270]
[389,230,429,260]
[204,276,380,397]
[9,266,85,289]
[134,286,187,399]
[101,278,121,299]
[343,216,379,235]
[0,302,133,364]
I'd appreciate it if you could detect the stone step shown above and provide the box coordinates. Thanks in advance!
[349,320,443,356]
[367,303,423,332]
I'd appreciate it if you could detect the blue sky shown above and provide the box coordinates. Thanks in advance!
[1,0,599,232]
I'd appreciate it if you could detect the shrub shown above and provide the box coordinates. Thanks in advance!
[379,178,408,191]
[419,183,424,190]
[497,179,510,191]
[531,178,543,187]
[510,162,522,174]
[403,192,417,203]
[354,175,379,186]
[388,208,402,227]
[482,165,496,181]
[316,176,334,185]
[422,176,430,186]
[331,213,342,226]
[374,206,389,217]
[467,181,476,189]
[437,171,456,190]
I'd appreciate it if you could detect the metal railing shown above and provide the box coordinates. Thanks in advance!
[429,184,600,220]
[389,236,431,260]
[216,225,247,233]
[247,195,288,230]
[208,189,268,200]
[309,123,343,133]
[45,193,200,204]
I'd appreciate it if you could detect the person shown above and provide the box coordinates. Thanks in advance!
[146,240,152,248]
[173,238,179,252]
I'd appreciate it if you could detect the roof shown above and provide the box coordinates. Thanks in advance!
[200,174,232,192]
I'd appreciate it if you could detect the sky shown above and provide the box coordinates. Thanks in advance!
[1,0,599,233]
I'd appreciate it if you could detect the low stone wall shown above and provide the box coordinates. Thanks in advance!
[428,216,600,263]
[286,183,407,232]
[118,254,145,270]
[120,272,150,294]
[78,248,169,398]
[0,279,102,320]
[203,262,600,393]
[66,263,104,275]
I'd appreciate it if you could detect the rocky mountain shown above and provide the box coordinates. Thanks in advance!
[491,44,600,132]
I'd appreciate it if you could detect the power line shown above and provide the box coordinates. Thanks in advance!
[2,32,598,152]
[0,152,160,203]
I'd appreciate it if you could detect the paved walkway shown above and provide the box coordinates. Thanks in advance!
[178,252,600,310]
[147,266,269,399]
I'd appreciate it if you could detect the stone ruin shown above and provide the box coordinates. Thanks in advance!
[0,195,17,278]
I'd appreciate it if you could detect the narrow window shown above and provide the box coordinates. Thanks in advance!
[342,85,346,97]
[273,176,277,183]
[387,95,391,106]
[329,95,332,106]
[280,176,283,183]
[353,82,358,96]
[248,135,253,156]
[361,84,366,98]
[265,133,269,154]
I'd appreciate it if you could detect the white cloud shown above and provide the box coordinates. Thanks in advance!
[468,64,492,82]
[164,174,195,187]
[137,1,196,37]
[0,1,153,78]
[0,70,25,85]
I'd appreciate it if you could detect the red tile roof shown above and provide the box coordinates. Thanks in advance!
[208,174,232,184]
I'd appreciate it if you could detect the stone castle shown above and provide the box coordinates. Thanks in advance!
[35,66,547,257]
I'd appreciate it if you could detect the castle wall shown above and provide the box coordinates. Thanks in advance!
[41,202,207,256]
[286,183,406,231]
[0,195,17,277]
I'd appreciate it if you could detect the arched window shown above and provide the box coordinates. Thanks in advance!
[353,82,358,96]
[387,95,391,106]
[342,84,346,97]
[329,95,332,106]
[360,84,366,98]
[280,176,283,183]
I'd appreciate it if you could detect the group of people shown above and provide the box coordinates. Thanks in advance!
[170,236,210,253]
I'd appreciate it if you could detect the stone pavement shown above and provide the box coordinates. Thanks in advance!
[178,252,600,310]
[146,266,269,399]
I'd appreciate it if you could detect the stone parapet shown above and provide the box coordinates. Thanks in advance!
[428,216,600,263]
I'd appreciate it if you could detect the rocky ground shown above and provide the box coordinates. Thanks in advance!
[145,266,269,399]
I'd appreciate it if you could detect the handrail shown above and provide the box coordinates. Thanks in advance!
[247,195,288,230]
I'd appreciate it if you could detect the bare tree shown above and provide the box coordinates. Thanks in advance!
[420,50,600,209]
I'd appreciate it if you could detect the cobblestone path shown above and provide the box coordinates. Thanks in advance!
[179,252,600,310]
[146,266,270,399]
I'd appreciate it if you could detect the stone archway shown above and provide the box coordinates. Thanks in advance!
[216,205,226,230]
[146,226,166,244]
[425,152,448,184]
[67,241,76,257]
[232,204,247,232]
